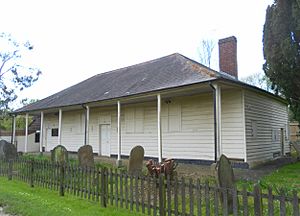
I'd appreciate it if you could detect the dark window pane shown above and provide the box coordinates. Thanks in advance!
[52,128,59,137]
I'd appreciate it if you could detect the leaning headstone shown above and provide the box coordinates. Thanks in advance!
[0,140,17,161]
[217,154,235,214]
[128,145,144,175]
[78,145,94,167]
[51,145,68,163]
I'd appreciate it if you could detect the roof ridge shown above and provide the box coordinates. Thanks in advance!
[95,53,180,77]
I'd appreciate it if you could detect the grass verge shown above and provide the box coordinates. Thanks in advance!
[0,177,143,216]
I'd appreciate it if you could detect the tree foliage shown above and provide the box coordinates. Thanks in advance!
[263,0,300,121]
[241,72,273,93]
[0,33,41,112]
[0,98,38,130]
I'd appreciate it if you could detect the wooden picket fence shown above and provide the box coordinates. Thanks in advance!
[0,158,299,216]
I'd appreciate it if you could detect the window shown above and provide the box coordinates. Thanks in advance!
[251,120,257,138]
[272,129,279,142]
[35,132,40,143]
[125,107,144,133]
[51,128,59,136]
[161,101,181,132]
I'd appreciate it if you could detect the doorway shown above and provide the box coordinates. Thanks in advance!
[280,128,285,156]
[99,124,111,156]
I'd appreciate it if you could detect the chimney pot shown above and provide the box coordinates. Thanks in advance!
[218,36,238,78]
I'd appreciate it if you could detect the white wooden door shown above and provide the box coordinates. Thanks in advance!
[99,124,111,156]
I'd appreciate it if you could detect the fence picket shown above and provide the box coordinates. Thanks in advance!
[174,177,179,216]
[167,175,171,216]
[205,181,210,216]
[213,186,219,216]
[189,178,194,216]
[182,177,186,216]
[125,173,129,209]
[1,158,300,216]
[253,184,262,216]
[268,187,274,216]
[135,174,139,212]
[130,174,134,211]
[120,171,124,208]
[153,177,157,216]
[115,169,119,207]
[280,189,286,216]
[196,179,202,216]
[293,190,299,216]
[147,175,151,216]
[242,185,248,216]
[141,175,145,214]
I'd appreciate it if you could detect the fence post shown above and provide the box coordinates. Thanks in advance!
[159,174,166,216]
[101,167,107,208]
[8,159,13,180]
[253,184,263,216]
[59,162,65,196]
[30,159,34,187]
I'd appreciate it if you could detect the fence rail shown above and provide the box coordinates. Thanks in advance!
[0,158,299,216]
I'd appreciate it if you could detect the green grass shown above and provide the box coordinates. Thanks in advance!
[0,177,144,216]
[238,161,300,196]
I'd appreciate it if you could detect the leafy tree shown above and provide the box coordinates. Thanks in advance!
[0,33,41,112]
[263,0,300,122]
[241,72,273,92]
[0,98,38,130]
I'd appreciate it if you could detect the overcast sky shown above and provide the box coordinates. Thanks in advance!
[2,0,274,105]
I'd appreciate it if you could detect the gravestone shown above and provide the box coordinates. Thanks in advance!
[217,154,235,214]
[0,140,17,161]
[78,145,94,167]
[51,145,68,163]
[128,145,144,175]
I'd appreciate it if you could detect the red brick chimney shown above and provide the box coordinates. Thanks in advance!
[218,36,238,78]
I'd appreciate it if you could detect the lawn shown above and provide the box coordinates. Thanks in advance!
[238,161,300,195]
[0,177,143,216]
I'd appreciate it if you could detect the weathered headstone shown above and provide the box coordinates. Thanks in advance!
[128,145,144,175]
[78,145,94,167]
[51,145,68,163]
[0,140,17,161]
[217,154,235,214]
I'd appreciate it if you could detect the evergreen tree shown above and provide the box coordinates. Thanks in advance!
[263,0,300,121]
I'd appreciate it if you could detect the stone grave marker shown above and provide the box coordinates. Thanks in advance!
[217,154,235,214]
[0,140,17,161]
[51,145,68,163]
[78,145,94,167]
[128,145,144,175]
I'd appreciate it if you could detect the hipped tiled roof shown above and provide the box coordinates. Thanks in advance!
[15,53,235,113]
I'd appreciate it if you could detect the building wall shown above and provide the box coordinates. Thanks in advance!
[221,89,245,160]
[244,90,289,165]
[0,134,39,152]
[43,90,246,161]
[290,121,300,142]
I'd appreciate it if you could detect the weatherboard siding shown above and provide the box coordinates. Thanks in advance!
[42,91,246,161]
[244,91,289,164]
[221,89,245,159]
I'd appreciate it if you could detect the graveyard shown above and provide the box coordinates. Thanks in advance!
[0,142,300,215]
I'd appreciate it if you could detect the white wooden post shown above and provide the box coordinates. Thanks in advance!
[12,115,16,146]
[117,100,122,167]
[86,106,90,145]
[214,84,222,159]
[39,111,44,152]
[25,113,29,153]
[58,109,62,146]
[157,94,162,163]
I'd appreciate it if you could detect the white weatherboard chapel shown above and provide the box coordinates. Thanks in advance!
[12,36,289,167]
